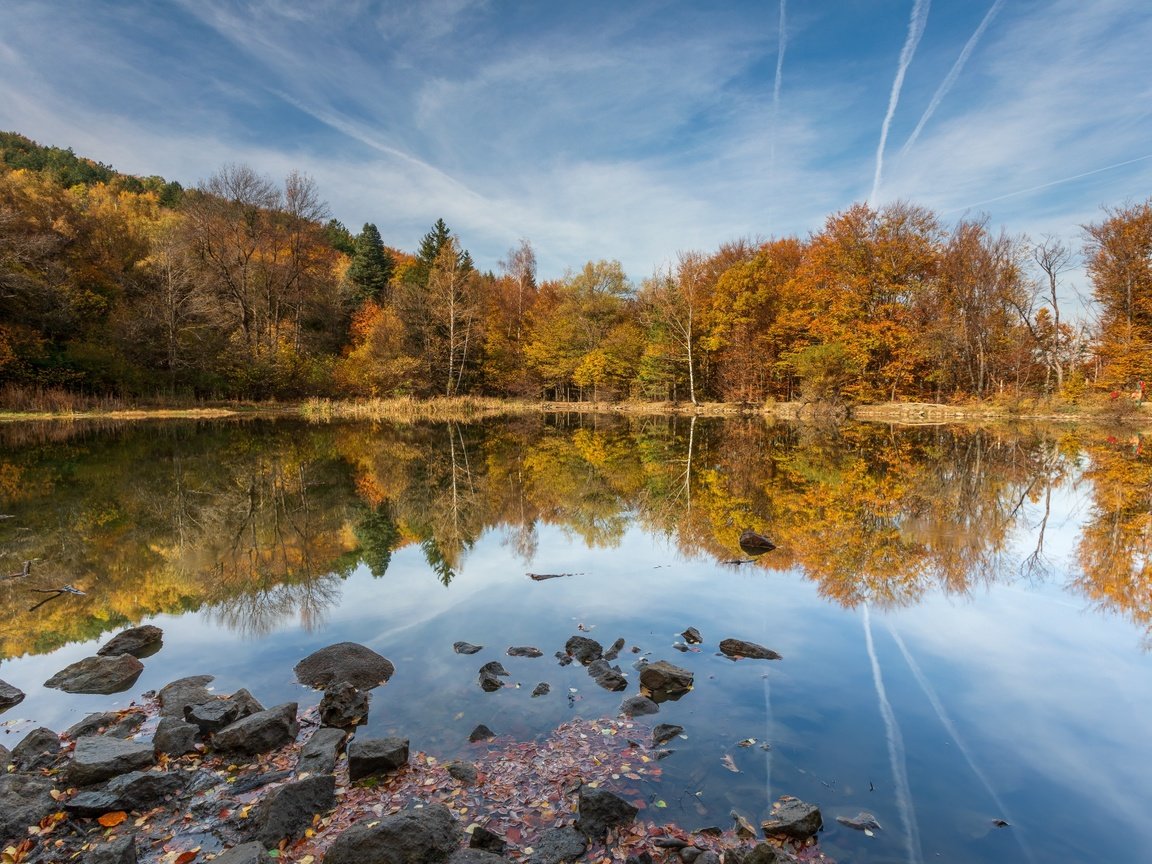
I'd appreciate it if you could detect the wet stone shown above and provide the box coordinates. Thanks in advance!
[212,703,299,756]
[153,716,200,755]
[761,795,823,840]
[0,679,26,711]
[527,826,587,864]
[253,774,337,847]
[719,639,781,661]
[576,787,638,840]
[531,682,551,697]
[469,724,496,743]
[653,723,684,746]
[295,642,395,691]
[564,635,603,664]
[11,726,62,772]
[44,654,144,694]
[65,710,146,740]
[348,736,409,780]
[319,681,370,728]
[66,736,156,787]
[469,824,506,854]
[454,642,484,655]
[447,760,479,785]
[186,698,240,733]
[619,695,659,717]
[97,624,164,658]
[298,727,347,776]
[158,674,215,718]
[507,646,543,658]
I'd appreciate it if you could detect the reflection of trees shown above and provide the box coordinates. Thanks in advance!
[1074,434,1152,644]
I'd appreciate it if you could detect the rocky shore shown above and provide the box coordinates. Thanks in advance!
[0,627,828,864]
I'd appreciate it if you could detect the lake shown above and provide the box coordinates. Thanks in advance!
[0,415,1149,863]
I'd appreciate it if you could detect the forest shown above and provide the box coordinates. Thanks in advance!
[1,131,1150,406]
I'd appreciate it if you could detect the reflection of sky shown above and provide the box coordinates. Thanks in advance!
[2,494,1150,863]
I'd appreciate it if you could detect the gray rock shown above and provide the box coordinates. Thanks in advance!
[0,678,25,711]
[0,743,9,766]
[295,642,394,690]
[468,825,506,854]
[153,716,200,755]
[652,723,684,746]
[186,698,240,733]
[97,624,164,658]
[575,787,638,839]
[253,773,336,846]
[729,843,789,864]
[719,639,781,661]
[0,773,55,840]
[323,803,461,864]
[526,826,587,864]
[64,710,146,740]
[564,635,603,664]
[210,843,273,864]
[453,642,484,655]
[449,850,507,864]
[231,769,293,795]
[348,736,409,780]
[227,688,265,718]
[66,736,156,786]
[88,834,138,864]
[298,727,346,776]
[695,853,720,864]
[319,681,369,728]
[640,660,694,698]
[603,638,626,661]
[469,724,495,743]
[478,661,509,692]
[531,682,551,698]
[619,696,659,717]
[761,795,822,839]
[44,654,144,694]
[65,769,185,816]
[158,674,215,717]
[213,703,298,755]
[587,660,628,692]
[679,847,702,863]
[507,646,543,658]
[11,726,62,772]
[446,760,478,785]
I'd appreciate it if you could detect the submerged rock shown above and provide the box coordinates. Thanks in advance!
[478,660,510,692]
[718,639,781,661]
[531,682,551,697]
[565,635,603,664]
[761,795,823,839]
[507,646,543,658]
[469,724,496,743]
[652,723,684,746]
[640,660,694,699]
[576,787,638,839]
[619,695,659,717]
[454,641,484,655]
[295,642,394,690]
[738,530,776,555]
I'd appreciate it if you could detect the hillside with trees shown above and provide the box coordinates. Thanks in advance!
[1,132,1149,407]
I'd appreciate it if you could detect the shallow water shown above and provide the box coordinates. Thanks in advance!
[0,416,1149,862]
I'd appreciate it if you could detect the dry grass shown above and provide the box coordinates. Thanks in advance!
[300,395,542,422]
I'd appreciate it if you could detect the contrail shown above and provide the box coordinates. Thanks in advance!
[768,0,788,214]
[870,0,931,204]
[901,0,1004,154]
[887,622,1037,864]
[944,153,1152,213]
[863,605,923,864]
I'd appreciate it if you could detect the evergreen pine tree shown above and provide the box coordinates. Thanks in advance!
[347,223,395,303]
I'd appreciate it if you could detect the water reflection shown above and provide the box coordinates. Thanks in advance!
[0,417,1150,657]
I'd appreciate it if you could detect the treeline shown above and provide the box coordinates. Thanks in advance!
[2,131,1149,403]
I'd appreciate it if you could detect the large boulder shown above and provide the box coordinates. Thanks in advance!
[295,642,394,690]
[65,736,156,786]
[348,736,409,780]
[65,770,185,816]
[718,639,781,661]
[252,774,336,847]
[0,679,25,711]
[212,703,298,755]
[0,773,56,841]
[575,788,638,839]
[158,674,216,717]
[97,624,164,658]
[761,795,822,840]
[44,654,143,694]
[324,803,462,864]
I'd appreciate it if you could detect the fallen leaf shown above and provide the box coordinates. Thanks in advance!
[97,812,127,828]
[721,754,740,773]
[173,850,199,864]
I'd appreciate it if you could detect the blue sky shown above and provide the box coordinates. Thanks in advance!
[2,0,1150,282]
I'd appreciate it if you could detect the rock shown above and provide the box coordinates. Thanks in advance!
[555,652,573,667]
[0,743,8,766]
[576,787,638,839]
[507,646,543,658]
[11,726,62,772]
[738,530,776,555]
[835,812,882,832]
[681,627,703,645]
[0,773,55,840]
[468,825,505,854]
[231,769,292,795]
[153,716,200,755]
[158,674,215,717]
[603,638,626,661]
[733,843,790,864]
[478,661,509,692]
[0,678,25,711]
[694,853,720,864]
[227,688,265,718]
[531,682,551,697]
[65,769,185,816]
[253,774,336,846]
[320,681,369,728]
[66,736,156,786]
[640,660,694,699]
[587,659,628,691]
[446,760,479,785]
[298,727,347,776]
[628,853,655,864]
[97,624,164,658]
[526,826,587,864]
[88,834,138,864]
[454,642,484,655]
[652,723,684,746]
[679,847,701,863]
[619,696,659,718]
[44,654,144,694]
[450,851,507,864]
[210,842,273,864]
[719,639,781,661]
[348,736,409,780]
[564,635,603,664]
[65,710,146,740]
[186,698,240,733]
[295,642,394,690]
[469,724,495,743]
[213,703,298,755]
[761,795,822,840]
[324,803,461,864]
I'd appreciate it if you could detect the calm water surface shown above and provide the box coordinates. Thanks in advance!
[0,416,1149,863]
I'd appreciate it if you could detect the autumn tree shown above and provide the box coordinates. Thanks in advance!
[1084,199,1152,389]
